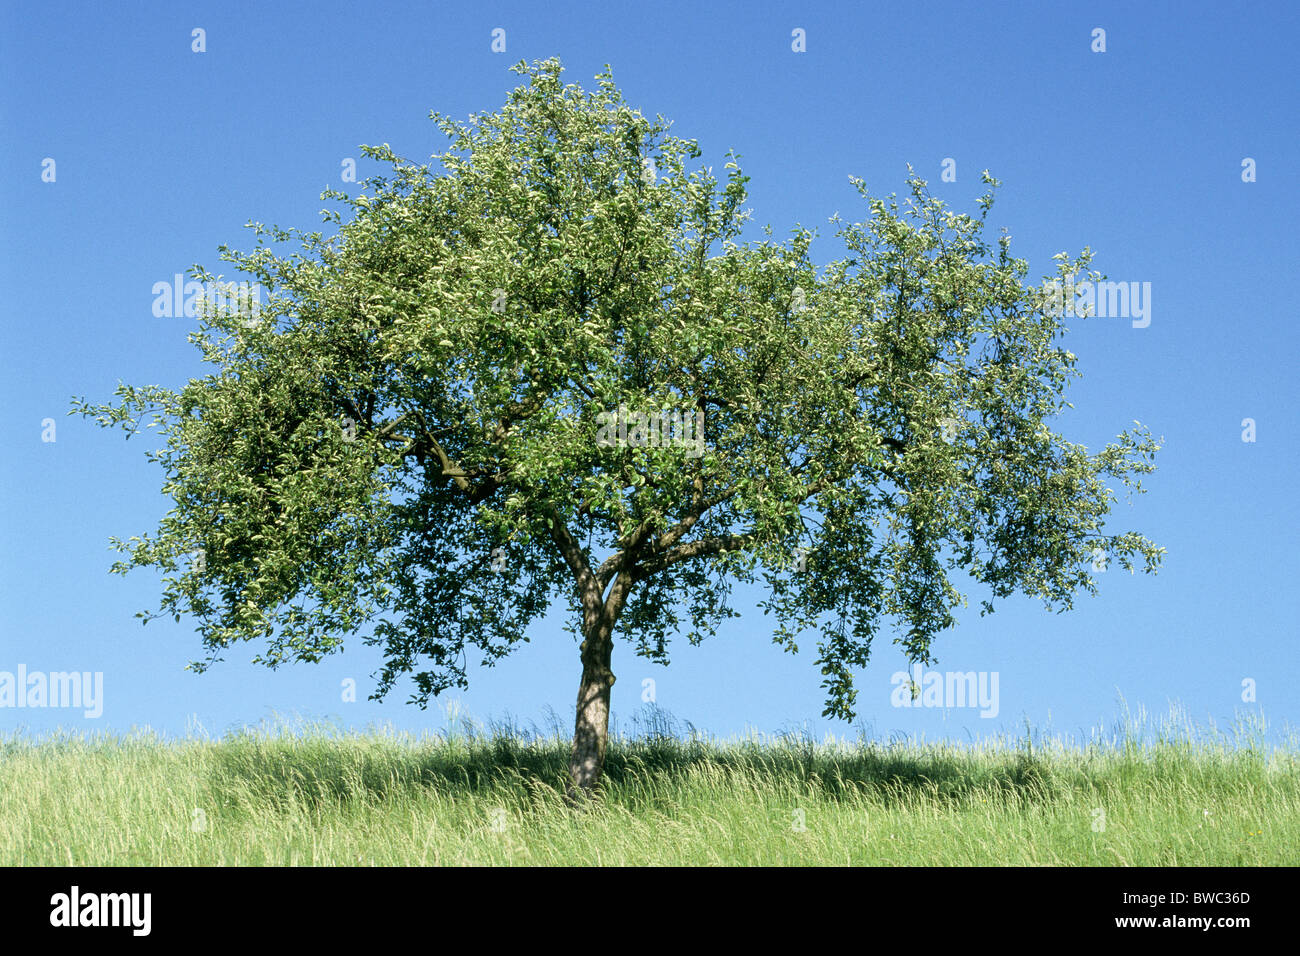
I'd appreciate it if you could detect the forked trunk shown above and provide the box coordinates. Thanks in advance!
[567,622,614,802]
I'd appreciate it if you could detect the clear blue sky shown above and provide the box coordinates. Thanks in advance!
[2,1,1296,745]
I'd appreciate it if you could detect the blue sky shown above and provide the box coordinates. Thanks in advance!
[2,1,1296,745]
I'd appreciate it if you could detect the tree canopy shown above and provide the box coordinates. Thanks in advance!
[74,58,1163,795]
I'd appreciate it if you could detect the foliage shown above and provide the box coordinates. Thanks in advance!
[72,58,1163,723]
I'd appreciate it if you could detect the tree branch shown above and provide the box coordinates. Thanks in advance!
[639,532,755,576]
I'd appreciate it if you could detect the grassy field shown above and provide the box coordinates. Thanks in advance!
[2,710,1296,866]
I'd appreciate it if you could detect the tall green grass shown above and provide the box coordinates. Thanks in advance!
[1,707,1295,865]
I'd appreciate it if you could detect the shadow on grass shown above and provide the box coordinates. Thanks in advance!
[204,710,1066,816]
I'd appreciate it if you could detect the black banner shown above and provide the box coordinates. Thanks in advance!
[0,866,1286,942]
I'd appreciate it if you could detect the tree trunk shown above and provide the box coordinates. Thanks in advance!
[567,621,615,802]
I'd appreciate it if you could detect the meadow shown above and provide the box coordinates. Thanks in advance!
[1,708,1295,866]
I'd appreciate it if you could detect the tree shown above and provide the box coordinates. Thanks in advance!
[73,58,1163,799]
